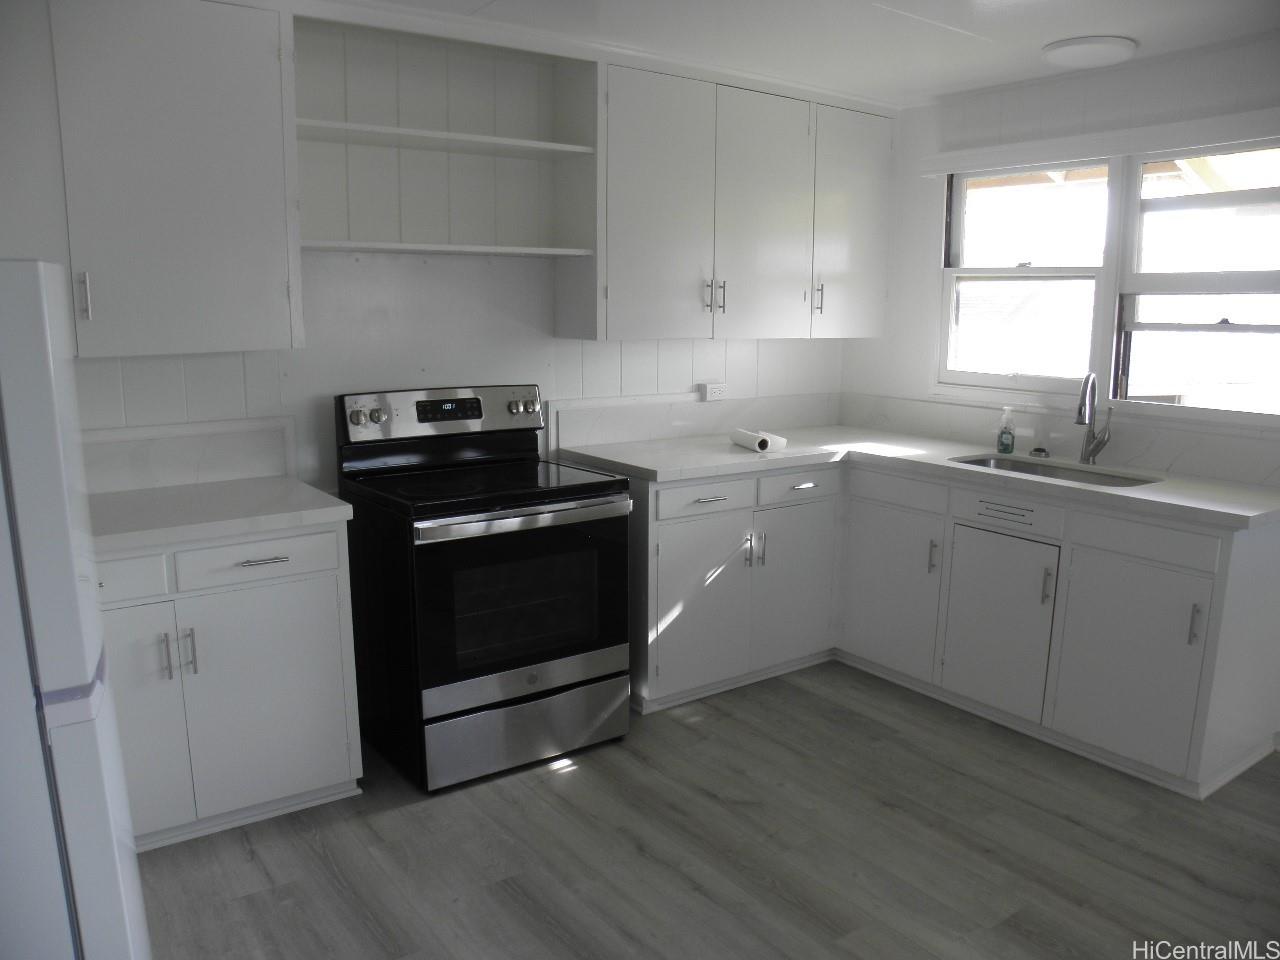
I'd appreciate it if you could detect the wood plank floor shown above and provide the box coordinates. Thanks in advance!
[139,662,1280,959]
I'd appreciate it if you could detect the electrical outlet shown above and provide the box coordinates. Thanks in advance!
[699,381,728,401]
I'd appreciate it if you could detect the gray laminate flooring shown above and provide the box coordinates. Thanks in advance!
[138,662,1280,959]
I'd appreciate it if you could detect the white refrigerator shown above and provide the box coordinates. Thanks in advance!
[0,260,151,959]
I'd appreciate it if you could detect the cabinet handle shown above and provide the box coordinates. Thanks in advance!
[1187,603,1203,645]
[183,628,199,675]
[717,280,727,314]
[926,539,938,573]
[815,282,825,314]
[759,531,767,566]
[792,482,817,491]
[744,533,753,567]
[238,555,290,567]
[695,496,727,504]
[78,272,93,323]
[161,632,174,681]
[1040,567,1054,605]
[703,280,713,313]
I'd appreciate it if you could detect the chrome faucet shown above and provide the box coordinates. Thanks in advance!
[1075,373,1112,465]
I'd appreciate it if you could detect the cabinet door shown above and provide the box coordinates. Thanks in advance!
[812,106,892,339]
[50,0,296,357]
[653,511,754,699]
[1050,549,1211,775]
[177,577,350,819]
[713,87,815,339]
[606,67,716,340]
[844,499,944,682]
[751,500,836,671]
[101,603,196,835]
[941,525,1059,722]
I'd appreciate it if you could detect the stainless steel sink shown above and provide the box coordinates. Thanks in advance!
[950,455,1159,488]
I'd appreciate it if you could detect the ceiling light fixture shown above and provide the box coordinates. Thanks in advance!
[1042,36,1138,69]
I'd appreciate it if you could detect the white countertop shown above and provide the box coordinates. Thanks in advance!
[561,426,1280,530]
[90,476,352,553]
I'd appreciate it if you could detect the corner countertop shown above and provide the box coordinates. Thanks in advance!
[560,425,1280,530]
[90,476,352,554]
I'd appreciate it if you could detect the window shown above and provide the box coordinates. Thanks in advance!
[942,144,1280,417]
[942,165,1109,389]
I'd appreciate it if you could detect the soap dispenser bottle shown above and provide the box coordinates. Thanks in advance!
[996,407,1016,454]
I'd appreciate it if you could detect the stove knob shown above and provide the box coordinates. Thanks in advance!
[349,409,368,426]
[369,407,388,424]
[524,400,541,414]
[508,400,522,415]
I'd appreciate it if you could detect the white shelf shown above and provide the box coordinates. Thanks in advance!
[301,241,593,257]
[296,119,595,160]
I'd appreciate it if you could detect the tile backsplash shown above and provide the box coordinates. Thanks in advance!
[74,251,843,487]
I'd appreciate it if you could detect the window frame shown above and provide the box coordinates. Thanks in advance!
[938,160,1118,396]
[937,143,1280,420]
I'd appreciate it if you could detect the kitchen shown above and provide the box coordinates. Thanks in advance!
[2,0,1279,956]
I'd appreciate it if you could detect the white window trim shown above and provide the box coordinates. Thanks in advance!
[934,144,1280,427]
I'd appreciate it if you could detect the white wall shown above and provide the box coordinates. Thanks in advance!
[74,251,842,485]
[841,31,1280,487]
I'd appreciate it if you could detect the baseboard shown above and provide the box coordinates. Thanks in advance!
[637,650,835,714]
[135,781,362,852]
[830,650,1218,798]
[1192,740,1280,799]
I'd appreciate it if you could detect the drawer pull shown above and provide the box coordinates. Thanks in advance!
[927,539,939,573]
[1040,567,1055,605]
[791,482,817,490]
[238,555,290,567]
[694,496,728,505]
[1187,603,1203,645]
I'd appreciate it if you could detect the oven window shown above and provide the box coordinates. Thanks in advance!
[414,514,628,688]
[453,551,598,673]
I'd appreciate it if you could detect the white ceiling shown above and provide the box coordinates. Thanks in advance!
[373,0,1280,107]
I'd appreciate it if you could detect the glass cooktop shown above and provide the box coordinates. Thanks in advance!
[342,459,629,518]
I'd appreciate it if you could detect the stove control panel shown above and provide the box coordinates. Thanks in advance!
[340,385,543,442]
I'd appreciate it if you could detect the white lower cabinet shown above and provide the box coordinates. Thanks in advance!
[751,500,837,671]
[177,577,352,819]
[645,472,839,704]
[844,498,944,681]
[102,603,196,836]
[1050,549,1212,775]
[940,525,1059,723]
[653,510,754,700]
[104,575,353,837]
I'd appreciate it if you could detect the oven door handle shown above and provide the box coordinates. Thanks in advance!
[414,494,632,543]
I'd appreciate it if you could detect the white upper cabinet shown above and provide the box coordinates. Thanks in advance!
[713,87,815,339]
[812,106,892,339]
[50,0,299,357]
[604,67,716,340]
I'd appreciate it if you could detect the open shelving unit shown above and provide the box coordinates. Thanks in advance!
[293,20,600,266]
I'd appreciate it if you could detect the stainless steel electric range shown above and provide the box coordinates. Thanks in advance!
[335,384,631,791]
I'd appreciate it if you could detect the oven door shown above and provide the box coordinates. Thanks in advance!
[413,495,630,717]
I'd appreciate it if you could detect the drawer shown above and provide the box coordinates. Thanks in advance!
[758,469,835,506]
[848,468,948,514]
[950,487,1065,539]
[1071,513,1220,574]
[657,478,756,520]
[96,554,168,603]
[175,531,338,591]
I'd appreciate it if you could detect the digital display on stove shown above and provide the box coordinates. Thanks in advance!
[416,397,482,423]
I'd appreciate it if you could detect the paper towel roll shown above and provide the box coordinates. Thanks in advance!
[730,428,773,452]
[758,431,788,451]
